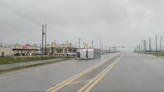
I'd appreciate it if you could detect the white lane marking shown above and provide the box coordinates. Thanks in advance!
[0,64,57,79]
[33,60,73,71]
[0,72,24,80]
[33,64,58,71]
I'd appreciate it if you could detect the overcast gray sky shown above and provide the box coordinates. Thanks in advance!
[0,0,164,49]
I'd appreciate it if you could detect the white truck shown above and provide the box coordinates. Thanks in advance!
[76,48,101,60]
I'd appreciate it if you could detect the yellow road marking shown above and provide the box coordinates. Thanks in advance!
[84,54,124,92]
[69,80,91,85]
[46,54,119,92]
[77,61,116,92]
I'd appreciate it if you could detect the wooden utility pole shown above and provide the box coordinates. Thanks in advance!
[45,23,47,57]
[100,39,101,50]
[149,38,151,51]
[139,43,140,52]
[79,38,80,48]
[92,40,93,48]
[102,43,103,51]
[156,35,157,52]
[144,40,146,52]
[160,36,163,52]
[41,24,44,60]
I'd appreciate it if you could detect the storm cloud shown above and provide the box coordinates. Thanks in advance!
[0,0,164,49]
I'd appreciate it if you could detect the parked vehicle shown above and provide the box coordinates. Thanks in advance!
[21,53,25,56]
[14,53,20,56]
[66,52,76,56]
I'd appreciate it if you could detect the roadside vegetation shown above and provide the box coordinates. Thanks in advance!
[0,57,73,74]
[0,56,71,65]
[142,52,164,56]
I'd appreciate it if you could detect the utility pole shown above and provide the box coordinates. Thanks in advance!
[156,35,157,52]
[40,44,41,57]
[75,43,77,48]
[92,40,93,48]
[160,36,163,52]
[100,39,101,50]
[45,23,47,57]
[113,44,115,52]
[10,44,11,57]
[102,43,103,51]
[79,38,80,48]
[139,43,140,52]
[144,40,146,52]
[149,38,151,51]
[141,40,144,52]
[41,24,45,60]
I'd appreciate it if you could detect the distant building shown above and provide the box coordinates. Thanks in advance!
[0,46,13,57]
[42,44,76,55]
[0,44,39,57]
[0,43,77,57]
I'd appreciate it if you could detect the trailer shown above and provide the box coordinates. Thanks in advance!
[76,48,101,60]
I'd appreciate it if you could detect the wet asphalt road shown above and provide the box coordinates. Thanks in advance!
[0,53,118,92]
[90,52,164,92]
[1,52,164,92]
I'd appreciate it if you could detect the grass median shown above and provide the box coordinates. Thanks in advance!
[0,57,74,74]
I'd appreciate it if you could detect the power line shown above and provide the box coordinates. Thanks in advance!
[0,1,101,43]
[0,5,41,26]
[48,27,77,38]
[0,29,41,41]
[0,20,40,35]
[48,26,92,41]
[0,0,42,25]
[0,1,85,39]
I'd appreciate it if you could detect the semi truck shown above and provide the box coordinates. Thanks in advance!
[76,48,101,60]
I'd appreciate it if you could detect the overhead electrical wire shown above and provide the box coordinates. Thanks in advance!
[0,29,41,41]
[0,20,40,35]
[0,0,42,25]
[0,0,100,43]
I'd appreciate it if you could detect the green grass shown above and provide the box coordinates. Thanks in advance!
[143,52,157,54]
[0,56,66,65]
[143,52,164,56]
[0,57,74,74]
[154,53,164,56]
